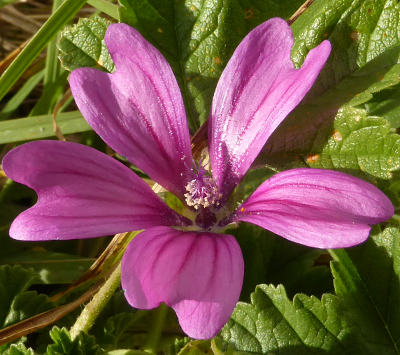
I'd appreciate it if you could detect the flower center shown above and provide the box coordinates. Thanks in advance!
[184,169,221,211]
[195,209,217,230]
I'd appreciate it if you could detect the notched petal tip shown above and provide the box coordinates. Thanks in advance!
[234,168,393,249]
[3,141,185,241]
[104,23,142,64]
[121,227,244,339]
[104,22,131,40]
[209,18,332,200]
[8,214,33,241]
[69,22,193,199]
[302,39,331,70]
[68,66,90,87]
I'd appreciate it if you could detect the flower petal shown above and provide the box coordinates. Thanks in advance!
[209,18,331,200]
[3,141,189,241]
[233,169,394,249]
[69,23,193,199]
[121,226,244,339]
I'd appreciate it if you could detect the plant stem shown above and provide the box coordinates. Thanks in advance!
[70,262,121,339]
[145,303,169,353]
[0,178,13,203]
[0,281,102,346]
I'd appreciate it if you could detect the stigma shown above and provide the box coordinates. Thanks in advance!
[184,168,221,210]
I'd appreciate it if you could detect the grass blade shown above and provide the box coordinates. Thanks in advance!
[0,69,44,120]
[0,0,87,101]
[0,110,90,143]
[87,0,119,20]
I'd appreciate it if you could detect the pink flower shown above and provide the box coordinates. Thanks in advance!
[2,18,393,339]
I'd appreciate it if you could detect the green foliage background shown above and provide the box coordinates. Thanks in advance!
[1,0,400,354]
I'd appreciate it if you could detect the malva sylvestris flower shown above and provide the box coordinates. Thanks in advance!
[2,18,394,339]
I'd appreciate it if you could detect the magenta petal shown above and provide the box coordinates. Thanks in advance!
[3,141,189,241]
[209,18,331,199]
[121,226,244,339]
[69,23,193,199]
[233,169,394,249]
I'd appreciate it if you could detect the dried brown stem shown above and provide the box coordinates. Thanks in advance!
[52,88,72,141]
[288,0,315,25]
[0,281,102,346]
[50,232,129,302]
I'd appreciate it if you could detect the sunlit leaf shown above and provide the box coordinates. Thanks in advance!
[119,0,304,131]
[46,327,101,355]
[58,16,115,73]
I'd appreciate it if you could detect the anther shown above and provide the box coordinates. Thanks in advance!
[184,172,221,210]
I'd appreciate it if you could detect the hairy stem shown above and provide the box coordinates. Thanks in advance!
[70,262,121,339]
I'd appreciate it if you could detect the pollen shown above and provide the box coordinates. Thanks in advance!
[184,171,221,210]
[240,207,245,212]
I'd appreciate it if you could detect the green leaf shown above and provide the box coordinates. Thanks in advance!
[100,312,148,350]
[221,284,359,354]
[233,224,274,301]
[0,265,39,327]
[0,250,93,284]
[0,265,51,350]
[0,265,53,329]
[305,105,400,179]
[222,227,400,354]
[58,16,115,73]
[365,83,400,128]
[329,226,400,354]
[260,0,400,178]
[4,291,53,328]
[0,111,90,144]
[105,350,149,355]
[262,49,400,178]
[233,224,332,301]
[94,305,182,352]
[46,327,101,355]
[177,340,211,355]
[381,173,400,211]
[291,0,400,87]
[3,343,36,355]
[210,338,253,355]
[119,0,304,131]
[265,246,332,299]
